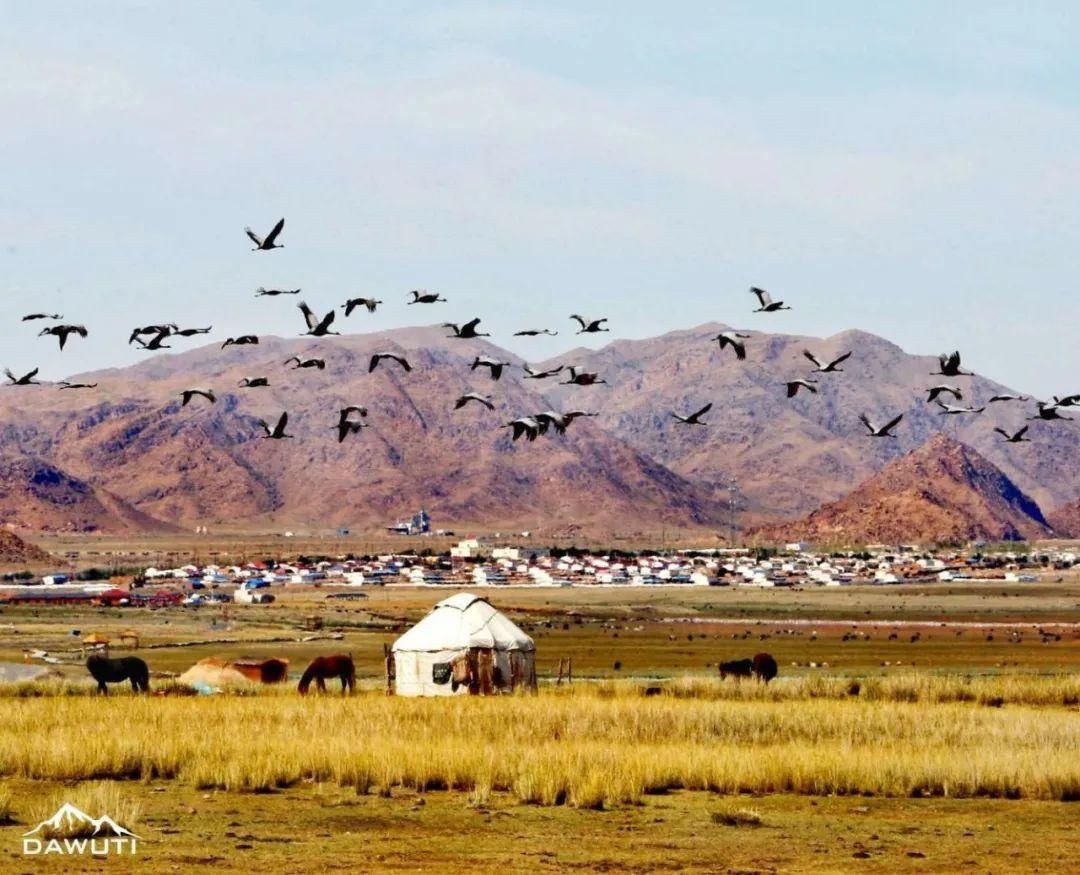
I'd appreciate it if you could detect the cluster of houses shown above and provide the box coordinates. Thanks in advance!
[0,542,1074,609]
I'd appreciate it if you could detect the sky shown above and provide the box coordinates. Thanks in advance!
[1,2,1078,397]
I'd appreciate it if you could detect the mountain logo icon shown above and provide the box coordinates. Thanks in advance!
[23,801,140,839]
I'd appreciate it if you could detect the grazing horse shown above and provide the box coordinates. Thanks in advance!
[752,652,779,684]
[298,654,355,695]
[719,658,754,681]
[86,655,150,695]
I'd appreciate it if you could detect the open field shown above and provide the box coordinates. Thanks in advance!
[0,577,1076,871]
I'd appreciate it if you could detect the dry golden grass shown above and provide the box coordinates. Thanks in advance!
[29,782,142,839]
[0,679,1076,808]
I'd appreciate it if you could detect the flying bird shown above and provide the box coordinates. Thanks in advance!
[129,324,176,345]
[786,379,818,398]
[133,330,172,351]
[238,377,269,388]
[342,297,383,316]
[671,403,712,425]
[932,351,972,377]
[994,426,1031,443]
[255,287,300,296]
[222,335,259,349]
[369,352,411,373]
[570,315,609,334]
[58,381,97,390]
[258,412,293,439]
[407,290,446,304]
[298,302,339,337]
[714,332,749,360]
[38,324,87,350]
[444,318,490,339]
[859,413,903,437]
[333,407,368,443]
[246,218,285,251]
[471,357,510,381]
[750,287,791,312]
[513,328,558,337]
[180,388,215,406]
[561,367,606,386]
[454,393,495,411]
[803,350,851,372]
[172,326,212,337]
[4,368,40,386]
[1028,403,1073,422]
[989,394,1028,403]
[284,356,326,370]
[502,417,540,442]
[926,385,963,404]
[522,364,564,380]
[1053,394,1080,408]
[22,313,63,321]
[935,400,985,415]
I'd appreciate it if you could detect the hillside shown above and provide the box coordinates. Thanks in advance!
[0,455,176,534]
[0,528,50,567]
[0,329,722,535]
[538,324,1080,519]
[752,435,1052,545]
[1047,500,1080,538]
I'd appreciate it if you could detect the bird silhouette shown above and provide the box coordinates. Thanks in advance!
[255,287,300,296]
[58,381,97,390]
[502,417,540,442]
[22,313,63,321]
[343,297,383,316]
[471,357,510,381]
[238,377,270,388]
[407,290,446,304]
[786,380,818,398]
[298,302,339,337]
[859,413,903,437]
[444,318,490,339]
[671,403,712,425]
[714,332,749,359]
[932,351,972,377]
[38,324,87,350]
[369,352,411,373]
[246,218,285,251]
[561,367,606,386]
[522,364,564,380]
[284,356,326,370]
[994,426,1031,443]
[180,388,215,406]
[258,412,293,439]
[803,350,851,372]
[455,393,495,411]
[514,328,558,337]
[222,336,259,349]
[4,368,40,385]
[750,287,791,312]
[570,315,609,334]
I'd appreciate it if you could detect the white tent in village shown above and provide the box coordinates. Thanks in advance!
[390,593,537,696]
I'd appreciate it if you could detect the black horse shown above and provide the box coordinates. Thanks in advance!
[86,655,150,695]
[719,658,754,681]
[752,652,779,684]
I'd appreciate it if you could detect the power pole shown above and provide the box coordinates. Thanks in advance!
[727,477,739,547]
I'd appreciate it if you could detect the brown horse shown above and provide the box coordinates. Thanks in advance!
[752,652,778,684]
[719,658,753,681]
[298,654,355,695]
[87,655,150,695]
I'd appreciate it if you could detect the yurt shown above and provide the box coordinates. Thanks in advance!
[390,593,537,696]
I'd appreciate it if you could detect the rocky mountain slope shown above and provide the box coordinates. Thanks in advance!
[0,528,51,566]
[752,435,1052,544]
[0,329,722,535]
[539,324,1079,520]
[1047,500,1080,538]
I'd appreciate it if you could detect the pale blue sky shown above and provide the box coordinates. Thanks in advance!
[2,2,1078,396]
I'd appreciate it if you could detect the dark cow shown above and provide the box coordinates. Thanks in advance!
[718,658,754,681]
[752,652,778,684]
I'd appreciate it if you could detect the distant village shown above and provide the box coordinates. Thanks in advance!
[1,538,1076,609]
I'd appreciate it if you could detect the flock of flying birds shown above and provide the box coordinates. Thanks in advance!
[6,219,1078,450]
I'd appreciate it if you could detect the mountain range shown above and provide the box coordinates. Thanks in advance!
[0,322,1075,540]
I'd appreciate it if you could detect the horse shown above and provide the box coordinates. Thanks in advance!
[752,652,778,684]
[86,655,150,695]
[719,658,754,681]
[298,654,355,695]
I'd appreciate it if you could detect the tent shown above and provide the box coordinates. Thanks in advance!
[390,593,537,696]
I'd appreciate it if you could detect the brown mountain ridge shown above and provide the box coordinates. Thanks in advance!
[753,435,1052,545]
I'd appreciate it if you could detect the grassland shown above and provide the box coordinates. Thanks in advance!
[0,577,1076,871]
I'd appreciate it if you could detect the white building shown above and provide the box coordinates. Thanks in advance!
[390,593,536,697]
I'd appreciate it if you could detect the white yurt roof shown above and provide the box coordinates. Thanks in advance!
[392,593,534,653]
